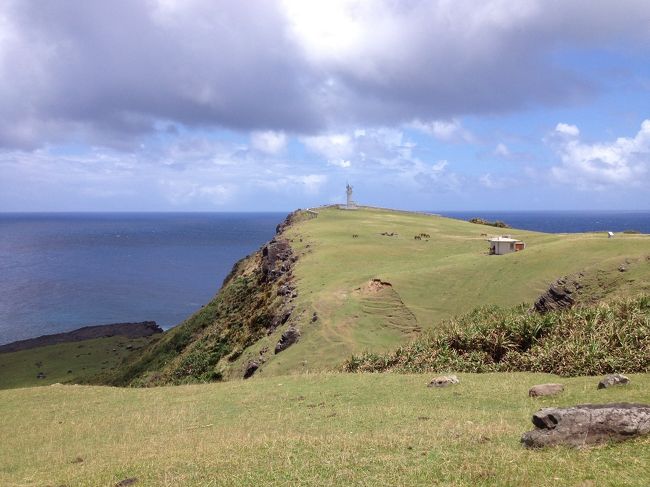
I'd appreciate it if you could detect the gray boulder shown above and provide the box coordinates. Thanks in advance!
[598,373,630,389]
[529,383,564,397]
[275,327,300,354]
[533,275,582,313]
[427,374,459,388]
[521,403,650,448]
[243,361,259,379]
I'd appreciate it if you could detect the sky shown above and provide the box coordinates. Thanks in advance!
[1,0,650,212]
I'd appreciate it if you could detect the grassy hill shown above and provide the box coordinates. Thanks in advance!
[2,206,648,387]
[1,373,649,486]
[242,207,650,377]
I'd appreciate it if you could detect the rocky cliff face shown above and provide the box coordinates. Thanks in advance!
[533,275,583,313]
[103,211,307,386]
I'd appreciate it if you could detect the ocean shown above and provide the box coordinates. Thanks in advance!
[438,211,650,234]
[0,213,284,345]
[1,210,648,345]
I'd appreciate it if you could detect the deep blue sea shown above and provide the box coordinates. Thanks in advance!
[0,213,283,345]
[1,210,649,345]
[439,211,650,234]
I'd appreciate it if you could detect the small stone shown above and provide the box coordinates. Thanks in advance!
[529,383,564,397]
[598,373,629,389]
[114,478,138,487]
[427,375,459,388]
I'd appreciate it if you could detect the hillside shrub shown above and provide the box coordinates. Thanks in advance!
[344,295,650,376]
[469,217,510,228]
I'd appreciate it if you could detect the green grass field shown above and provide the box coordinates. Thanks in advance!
[238,207,650,377]
[1,372,649,486]
[0,336,157,389]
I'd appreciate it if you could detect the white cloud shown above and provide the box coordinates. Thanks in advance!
[399,159,461,193]
[410,119,475,143]
[301,133,353,159]
[251,130,287,154]
[479,173,517,189]
[328,159,352,168]
[159,179,235,205]
[494,143,511,157]
[431,160,449,172]
[255,173,328,194]
[555,123,580,137]
[550,120,650,189]
[294,174,327,193]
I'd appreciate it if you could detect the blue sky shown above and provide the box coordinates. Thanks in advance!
[1,0,649,211]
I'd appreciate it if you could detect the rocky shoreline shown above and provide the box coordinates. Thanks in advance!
[0,321,162,354]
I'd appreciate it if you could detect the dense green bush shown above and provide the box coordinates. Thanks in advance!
[468,217,510,228]
[344,295,650,376]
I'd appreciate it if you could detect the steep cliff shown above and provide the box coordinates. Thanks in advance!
[103,210,312,386]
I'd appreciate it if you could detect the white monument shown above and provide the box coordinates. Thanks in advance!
[340,183,358,210]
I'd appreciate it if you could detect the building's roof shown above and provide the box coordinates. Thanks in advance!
[488,236,522,243]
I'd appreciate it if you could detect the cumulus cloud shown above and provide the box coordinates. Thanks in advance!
[0,133,332,210]
[251,131,287,154]
[407,159,462,193]
[550,120,650,189]
[301,126,461,192]
[410,119,475,143]
[160,180,235,206]
[301,133,354,160]
[555,123,580,137]
[494,143,511,157]
[328,159,352,168]
[1,0,650,149]
[479,173,518,189]
[303,128,415,170]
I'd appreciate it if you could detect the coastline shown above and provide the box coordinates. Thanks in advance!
[0,321,162,354]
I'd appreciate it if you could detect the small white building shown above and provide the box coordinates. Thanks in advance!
[488,236,525,255]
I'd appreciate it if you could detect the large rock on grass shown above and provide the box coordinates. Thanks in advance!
[598,373,630,389]
[427,375,459,388]
[529,383,564,397]
[521,403,650,448]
